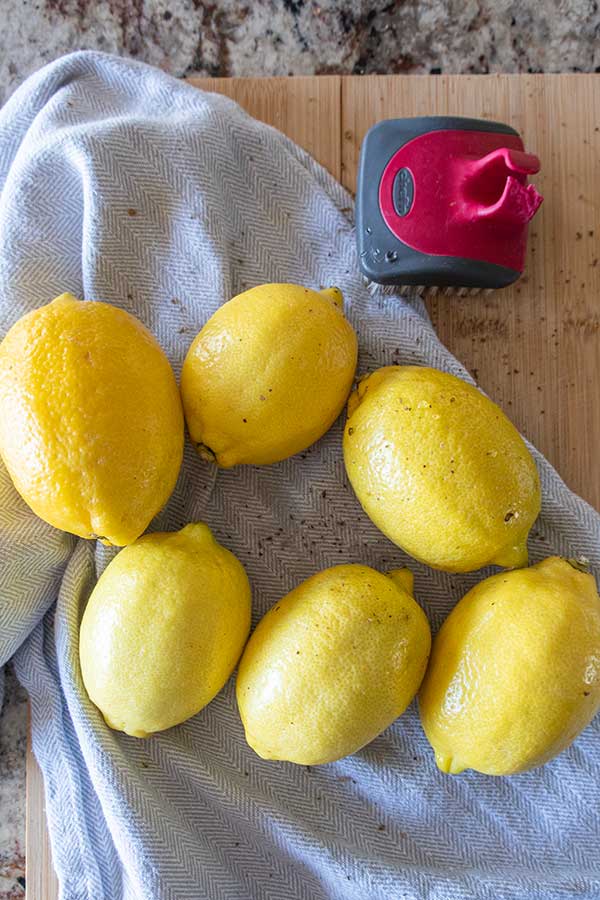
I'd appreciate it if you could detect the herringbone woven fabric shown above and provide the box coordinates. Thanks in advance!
[1,52,599,900]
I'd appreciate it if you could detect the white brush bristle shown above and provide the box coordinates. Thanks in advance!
[363,279,492,298]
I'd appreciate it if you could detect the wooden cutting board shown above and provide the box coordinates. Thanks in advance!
[26,73,600,899]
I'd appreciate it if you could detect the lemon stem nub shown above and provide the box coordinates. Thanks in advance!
[492,540,529,570]
[197,443,217,463]
[319,286,343,310]
[386,567,414,596]
[566,556,591,574]
[435,752,465,775]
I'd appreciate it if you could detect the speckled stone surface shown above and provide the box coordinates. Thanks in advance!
[0,668,27,899]
[1,1,599,896]
[1,0,600,105]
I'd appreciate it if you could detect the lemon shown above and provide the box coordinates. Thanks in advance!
[180,284,358,466]
[80,523,251,737]
[0,293,183,546]
[343,366,540,573]
[419,557,600,775]
[236,564,431,765]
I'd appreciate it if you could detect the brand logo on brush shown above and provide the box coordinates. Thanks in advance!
[392,167,414,217]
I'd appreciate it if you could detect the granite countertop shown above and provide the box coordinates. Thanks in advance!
[1,0,599,105]
[1,0,599,897]
[0,669,27,900]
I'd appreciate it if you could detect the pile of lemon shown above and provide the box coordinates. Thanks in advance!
[1,286,599,777]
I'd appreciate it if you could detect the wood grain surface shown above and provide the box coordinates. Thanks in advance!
[27,73,600,899]
[26,726,56,900]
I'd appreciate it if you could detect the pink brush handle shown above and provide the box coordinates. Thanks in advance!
[462,148,543,225]
[379,130,543,271]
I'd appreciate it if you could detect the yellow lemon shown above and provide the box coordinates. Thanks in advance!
[419,557,600,775]
[180,284,358,466]
[236,564,431,765]
[343,366,540,572]
[80,523,251,737]
[0,293,183,546]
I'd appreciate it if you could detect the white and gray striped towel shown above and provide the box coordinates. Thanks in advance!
[1,51,599,900]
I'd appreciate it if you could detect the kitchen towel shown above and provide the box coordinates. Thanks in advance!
[1,51,599,900]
